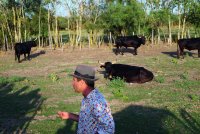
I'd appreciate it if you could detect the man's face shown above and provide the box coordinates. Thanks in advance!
[72,77,82,93]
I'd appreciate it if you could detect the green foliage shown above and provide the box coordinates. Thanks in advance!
[187,2,200,31]
[174,80,200,90]
[0,76,25,86]
[58,16,68,30]
[102,1,146,35]
[8,76,26,83]
[49,73,59,82]
[0,76,7,86]
[155,75,165,83]
[107,77,128,101]
[179,72,189,80]
[171,58,178,64]
[188,94,200,101]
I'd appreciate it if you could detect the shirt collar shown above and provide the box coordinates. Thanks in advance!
[85,88,97,99]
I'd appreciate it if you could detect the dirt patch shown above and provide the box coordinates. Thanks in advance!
[0,44,178,77]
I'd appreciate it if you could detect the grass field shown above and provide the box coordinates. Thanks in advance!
[0,44,200,134]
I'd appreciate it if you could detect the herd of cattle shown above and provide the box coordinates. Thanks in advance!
[14,36,200,83]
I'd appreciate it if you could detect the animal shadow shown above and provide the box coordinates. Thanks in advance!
[30,50,46,59]
[112,48,136,55]
[162,51,195,58]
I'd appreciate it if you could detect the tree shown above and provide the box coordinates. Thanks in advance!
[187,0,200,36]
[102,0,146,36]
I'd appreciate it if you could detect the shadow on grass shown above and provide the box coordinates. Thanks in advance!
[113,105,199,134]
[30,50,46,59]
[180,109,200,134]
[162,51,195,58]
[54,105,200,134]
[20,50,45,62]
[0,82,44,133]
[56,120,78,134]
[112,48,136,55]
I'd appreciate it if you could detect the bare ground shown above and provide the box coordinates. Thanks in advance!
[0,43,181,77]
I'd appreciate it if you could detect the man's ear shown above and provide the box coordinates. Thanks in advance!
[80,79,86,85]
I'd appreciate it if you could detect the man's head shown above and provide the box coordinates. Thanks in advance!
[70,65,98,92]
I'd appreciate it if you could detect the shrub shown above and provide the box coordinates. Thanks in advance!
[155,75,165,83]
[107,77,129,101]
[49,73,59,82]
[179,72,188,80]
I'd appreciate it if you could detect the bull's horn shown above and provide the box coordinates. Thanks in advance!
[98,60,104,65]
[34,38,38,41]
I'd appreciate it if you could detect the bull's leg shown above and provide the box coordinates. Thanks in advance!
[133,48,137,55]
[180,48,184,59]
[198,49,200,57]
[24,53,27,60]
[177,49,180,59]
[17,54,20,63]
[115,46,119,55]
[177,45,180,59]
[121,47,124,55]
[28,52,31,60]
[135,48,138,55]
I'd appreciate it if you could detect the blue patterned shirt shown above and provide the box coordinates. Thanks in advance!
[77,89,115,134]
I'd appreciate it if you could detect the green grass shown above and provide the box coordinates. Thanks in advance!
[0,49,199,134]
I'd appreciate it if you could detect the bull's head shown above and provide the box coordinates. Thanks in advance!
[98,61,113,78]
[139,36,146,45]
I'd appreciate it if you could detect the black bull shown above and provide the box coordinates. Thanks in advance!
[100,62,154,83]
[177,38,200,58]
[14,41,37,63]
[114,35,146,55]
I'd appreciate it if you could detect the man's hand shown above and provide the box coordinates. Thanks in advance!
[57,111,70,120]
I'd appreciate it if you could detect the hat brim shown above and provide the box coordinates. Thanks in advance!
[69,74,98,81]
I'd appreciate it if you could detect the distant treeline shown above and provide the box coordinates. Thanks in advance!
[0,0,200,51]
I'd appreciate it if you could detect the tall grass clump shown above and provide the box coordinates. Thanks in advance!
[8,76,25,83]
[179,71,189,80]
[0,76,25,87]
[107,77,128,101]
[48,73,59,82]
[155,75,165,83]
[0,76,7,86]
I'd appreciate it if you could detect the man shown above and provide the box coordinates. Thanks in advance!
[58,65,115,134]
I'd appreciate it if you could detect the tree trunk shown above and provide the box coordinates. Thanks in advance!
[151,29,154,45]
[38,5,41,48]
[178,4,181,40]
[79,1,83,50]
[76,19,79,48]
[168,15,172,46]
[48,7,52,49]
[181,15,186,38]
[157,28,160,45]
[13,7,18,43]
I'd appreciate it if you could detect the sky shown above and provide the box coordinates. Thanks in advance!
[55,1,69,17]
[55,0,147,17]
